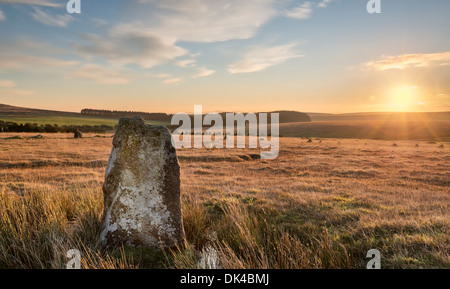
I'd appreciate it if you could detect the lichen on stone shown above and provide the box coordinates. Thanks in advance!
[100,117,185,248]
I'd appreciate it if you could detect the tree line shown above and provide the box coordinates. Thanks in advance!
[0,121,114,133]
[81,109,311,123]
[81,109,172,122]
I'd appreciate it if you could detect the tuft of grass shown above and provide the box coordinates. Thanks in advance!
[0,187,135,269]
[170,198,352,269]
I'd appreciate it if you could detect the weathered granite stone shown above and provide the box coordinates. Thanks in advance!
[100,116,185,248]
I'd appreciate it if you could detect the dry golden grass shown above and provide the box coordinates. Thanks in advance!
[0,133,448,269]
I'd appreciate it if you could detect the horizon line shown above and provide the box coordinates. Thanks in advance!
[1,103,449,116]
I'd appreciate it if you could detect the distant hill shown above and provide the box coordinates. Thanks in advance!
[307,111,450,122]
[0,103,80,117]
[292,111,450,141]
[80,109,312,124]
[279,120,450,141]
[1,104,448,140]
[267,111,311,123]
[0,104,311,126]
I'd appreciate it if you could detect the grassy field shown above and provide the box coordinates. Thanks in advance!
[2,116,448,143]
[0,116,169,127]
[0,133,448,269]
[0,116,120,127]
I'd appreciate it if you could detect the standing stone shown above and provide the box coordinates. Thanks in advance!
[100,116,185,248]
[74,130,83,139]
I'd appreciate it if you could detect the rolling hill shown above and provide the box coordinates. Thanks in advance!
[0,103,80,117]
[1,103,449,141]
[0,104,312,126]
[307,111,450,122]
[0,104,167,126]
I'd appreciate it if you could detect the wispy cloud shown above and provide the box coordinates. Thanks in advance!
[74,25,187,68]
[284,2,313,20]
[192,67,215,78]
[163,77,183,84]
[30,7,73,27]
[0,79,34,97]
[228,43,303,74]
[149,73,183,85]
[190,52,202,58]
[284,0,334,20]
[0,89,34,96]
[0,53,78,72]
[1,38,66,54]
[0,0,62,7]
[363,51,450,71]
[155,73,171,79]
[176,59,196,68]
[68,64,132,84]
[0,10,6,21]
[91,18,108,27]
[0,39,79,76]
[318,0,334,8]
[0,80,15,88]
[132,0,277,43]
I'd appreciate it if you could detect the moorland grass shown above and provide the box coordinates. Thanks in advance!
[0,134,448,269]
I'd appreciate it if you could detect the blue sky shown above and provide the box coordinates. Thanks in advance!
[0,0,449,113]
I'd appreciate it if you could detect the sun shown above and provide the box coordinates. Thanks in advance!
[387,85,420,112]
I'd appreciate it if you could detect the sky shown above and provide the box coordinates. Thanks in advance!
[0,0,449,114]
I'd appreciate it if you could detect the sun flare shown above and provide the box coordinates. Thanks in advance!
[387,85,420,112]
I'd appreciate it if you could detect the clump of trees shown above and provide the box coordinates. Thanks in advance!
[0,121,114,133]
[81,109,172,122]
